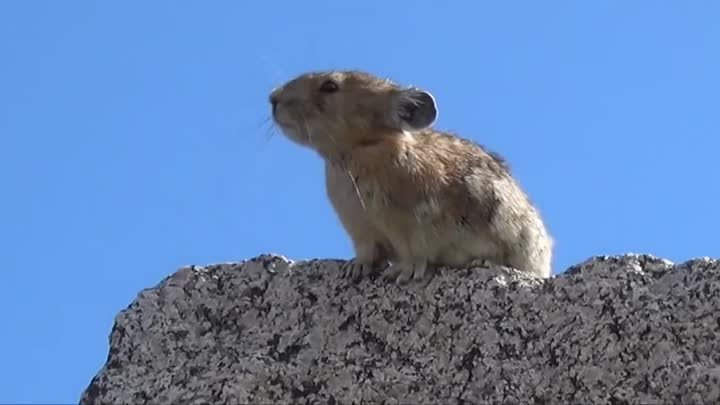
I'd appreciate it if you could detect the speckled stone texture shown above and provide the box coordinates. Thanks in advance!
[80,254,720,404]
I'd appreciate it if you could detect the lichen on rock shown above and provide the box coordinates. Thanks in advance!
[80,253,720,404]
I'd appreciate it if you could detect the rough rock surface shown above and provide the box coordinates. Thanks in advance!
[81,254,720,404]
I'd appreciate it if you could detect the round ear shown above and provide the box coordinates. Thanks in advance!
[396,88,438,131]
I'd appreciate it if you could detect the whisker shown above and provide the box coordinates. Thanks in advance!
[323,118,344,149]
[257,115,271,129]
[262,124,276,144]
[255,48,288,85]
[300,114,314,146]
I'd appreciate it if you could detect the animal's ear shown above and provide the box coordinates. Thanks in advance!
[395,87,438,131]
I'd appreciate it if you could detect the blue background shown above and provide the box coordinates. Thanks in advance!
[1,1,718,402]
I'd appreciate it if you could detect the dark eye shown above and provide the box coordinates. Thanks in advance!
[319,80,339,93]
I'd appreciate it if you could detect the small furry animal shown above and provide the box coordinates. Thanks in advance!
[269,70,553,283]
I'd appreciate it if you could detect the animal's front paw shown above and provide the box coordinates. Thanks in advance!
[383,261,431,285]
[341,259,379,281]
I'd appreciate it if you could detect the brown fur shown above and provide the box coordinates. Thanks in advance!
[270,70,553,282]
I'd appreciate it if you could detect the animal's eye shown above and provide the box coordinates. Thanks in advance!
[319,80,339,93]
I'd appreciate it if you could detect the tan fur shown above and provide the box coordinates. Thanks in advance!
[270,70,553,281]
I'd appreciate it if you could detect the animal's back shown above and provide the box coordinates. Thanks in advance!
[415,130,553,278]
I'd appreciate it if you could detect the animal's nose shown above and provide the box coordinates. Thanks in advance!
[269,87,283,112]
[269,94,279,112]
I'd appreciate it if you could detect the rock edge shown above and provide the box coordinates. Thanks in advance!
[81,254,720,404]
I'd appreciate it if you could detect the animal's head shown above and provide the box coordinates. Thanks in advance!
[269,70,437,156]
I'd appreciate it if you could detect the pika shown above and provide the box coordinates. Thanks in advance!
[269,70,553,283]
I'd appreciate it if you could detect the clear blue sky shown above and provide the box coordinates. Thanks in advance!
[1,1,718,402]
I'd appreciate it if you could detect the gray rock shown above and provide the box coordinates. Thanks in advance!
[80,254,720,404]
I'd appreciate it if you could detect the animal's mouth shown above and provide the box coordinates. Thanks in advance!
[271,115,307,144]
[271,118,291,133]
[271,108,294,129]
